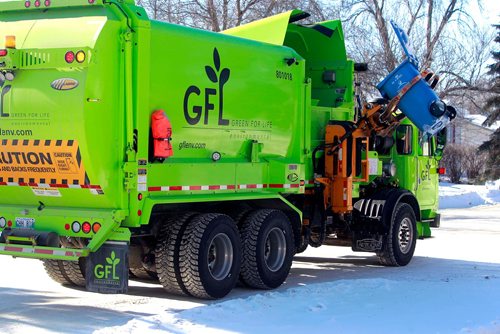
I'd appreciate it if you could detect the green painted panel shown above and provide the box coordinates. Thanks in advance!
[222,9,306,45]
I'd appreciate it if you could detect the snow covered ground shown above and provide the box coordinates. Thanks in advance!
[0,182,499,334]
[439,180,500,209]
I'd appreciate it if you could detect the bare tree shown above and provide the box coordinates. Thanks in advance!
[441,143,466,183]
[335,0,495,108]
[184,0,261,31]
[139,0,329,31]
[463,145,487,183]
[137,0,188,23]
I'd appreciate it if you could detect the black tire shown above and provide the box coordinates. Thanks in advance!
[155,212,197,296]
[240,209,295,289]
[179,213,241,299]
[377,203,417,266]
[230,209,252,229]
[43,258,86,287]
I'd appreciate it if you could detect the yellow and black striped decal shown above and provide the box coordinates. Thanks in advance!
[0,139,89,186]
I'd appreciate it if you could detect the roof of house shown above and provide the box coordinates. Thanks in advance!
[462,113,500,131]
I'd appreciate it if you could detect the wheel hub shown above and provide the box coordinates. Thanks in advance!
[207,233,233,281]
[398,217,413,254]
[263,227,286,272]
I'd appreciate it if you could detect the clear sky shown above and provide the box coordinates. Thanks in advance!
[473,0,499,25]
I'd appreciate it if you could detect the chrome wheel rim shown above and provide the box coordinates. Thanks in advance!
[264,227,286,272]
[398,217,413,254]
[207,233,233,280]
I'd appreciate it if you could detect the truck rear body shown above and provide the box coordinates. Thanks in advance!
[0,2,129,255]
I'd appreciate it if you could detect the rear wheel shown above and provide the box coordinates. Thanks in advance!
[179,213,241,299]
[155,212,197,296]
[377,203,417,266]
[43,258,86,287]
[240,209,294,289]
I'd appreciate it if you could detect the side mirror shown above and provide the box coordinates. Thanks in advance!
[434,128,447,161]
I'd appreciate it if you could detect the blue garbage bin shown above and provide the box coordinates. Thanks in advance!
[376,21,452,136]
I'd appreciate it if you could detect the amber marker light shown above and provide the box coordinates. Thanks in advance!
[92,222,101,233]
[5,36,16,49]
[76,50,86,63]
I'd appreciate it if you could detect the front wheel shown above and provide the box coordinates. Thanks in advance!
[377,203,417,266]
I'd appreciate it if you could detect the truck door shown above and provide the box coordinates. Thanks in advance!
[415,134,438,208]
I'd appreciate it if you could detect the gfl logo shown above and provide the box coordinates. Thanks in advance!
[0,79,11,117]
[183,48,230,126]
[94,251,121,280]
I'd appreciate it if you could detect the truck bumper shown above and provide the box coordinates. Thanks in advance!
[0,243,89,260]
[0,205,129,260]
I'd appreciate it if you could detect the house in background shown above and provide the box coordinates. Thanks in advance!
[447,113,499,147]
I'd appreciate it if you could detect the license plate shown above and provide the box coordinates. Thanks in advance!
[15,217,35,229]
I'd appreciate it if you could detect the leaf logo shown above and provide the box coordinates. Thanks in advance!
[106,251,121,266]
[183,47,231,126]
[205,48,230,85]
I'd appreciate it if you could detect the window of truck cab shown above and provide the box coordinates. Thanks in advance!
[396,125,412,155]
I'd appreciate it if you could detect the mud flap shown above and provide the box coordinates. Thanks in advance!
[85,241,129,294]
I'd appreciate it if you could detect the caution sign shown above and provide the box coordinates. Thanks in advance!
[0,139,89,185]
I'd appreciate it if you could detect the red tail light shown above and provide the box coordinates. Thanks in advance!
[0,50,7,57]
[437,167,446,175]
[65,51,75,63]
[82,222,91,234]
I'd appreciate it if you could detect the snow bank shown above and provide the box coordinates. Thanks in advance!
[439,180,500,209]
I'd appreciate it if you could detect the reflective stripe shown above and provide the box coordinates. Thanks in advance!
[0,244,83,257]
[0,182,103,193]
[148,183,299,192]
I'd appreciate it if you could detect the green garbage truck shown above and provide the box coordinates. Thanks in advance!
[0,0,453,299]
